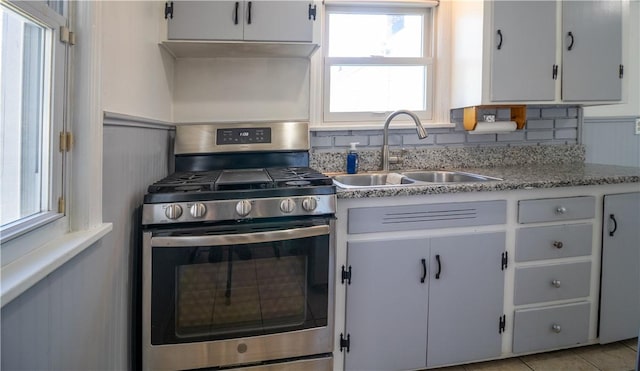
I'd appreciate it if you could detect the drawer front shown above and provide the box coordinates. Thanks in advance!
[518,196,595,224]
[515,224,593,262]
[514,262,591,305]
[348,200,506,234]
[513,302,590,354]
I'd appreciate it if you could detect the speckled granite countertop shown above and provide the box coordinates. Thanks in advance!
[333,163,640,199]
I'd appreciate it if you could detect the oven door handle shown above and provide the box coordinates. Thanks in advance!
[151,225,330,247]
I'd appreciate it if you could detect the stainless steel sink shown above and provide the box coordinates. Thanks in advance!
[401,170,502,183]
[332,170,502,189]
[332,173,415,189]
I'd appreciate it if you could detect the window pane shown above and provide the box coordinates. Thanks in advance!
[328,13,423,57]
[1,4,48,227]
[329,66,426,113]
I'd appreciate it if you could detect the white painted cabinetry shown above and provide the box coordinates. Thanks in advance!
[512,196,595,354]
[167,1,314,42]
[162,1,318,58]
[599,192,640,343]
[342,201,507,371]
[451,0,624,107]
[333,184,639,371]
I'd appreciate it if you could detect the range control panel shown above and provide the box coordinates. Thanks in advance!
[217,128,272,145]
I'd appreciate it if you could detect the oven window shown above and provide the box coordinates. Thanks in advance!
[150,223,330,345]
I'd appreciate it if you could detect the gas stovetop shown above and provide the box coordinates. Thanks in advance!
[142,167,336,225]
[144,167,334,203]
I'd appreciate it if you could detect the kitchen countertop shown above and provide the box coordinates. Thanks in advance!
[333,163,640,199]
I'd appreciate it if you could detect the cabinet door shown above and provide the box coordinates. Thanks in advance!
[345,238,428,371]
[243,1,313,42]
[491,1,556,101]
[426,232,505,367]
[168,1,243,40]
[600,192,640,343]
[562,1,622,101]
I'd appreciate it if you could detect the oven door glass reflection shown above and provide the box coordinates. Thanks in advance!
[150,218,330,345]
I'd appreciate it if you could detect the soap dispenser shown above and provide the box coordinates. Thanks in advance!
[346,142,359,174]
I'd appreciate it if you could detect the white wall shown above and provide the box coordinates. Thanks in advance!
[173,57,310,123]
[584,0,640,117]
[101,1,174,122]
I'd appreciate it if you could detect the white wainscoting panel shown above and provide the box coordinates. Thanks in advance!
[1,117,173,370]
[583,117,640,168]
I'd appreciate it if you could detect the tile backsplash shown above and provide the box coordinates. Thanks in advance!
[309,105,583,173]
[310,106,580,152]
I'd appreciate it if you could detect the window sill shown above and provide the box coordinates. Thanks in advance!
[310,121,456,131]
[0,223,113,308]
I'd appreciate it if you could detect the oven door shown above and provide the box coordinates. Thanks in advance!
[142,217,334,370]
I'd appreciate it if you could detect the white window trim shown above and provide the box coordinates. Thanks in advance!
[310,0,454,130]
[1,1,111,307]
[0,0,67,243]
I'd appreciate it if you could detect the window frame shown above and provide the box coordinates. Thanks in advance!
[322,4,434,124]
[0,0,68,245]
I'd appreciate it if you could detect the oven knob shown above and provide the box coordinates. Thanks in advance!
[164,204,183,220]
[190,203,207,218]
[235,200,252,217]
[280,198,296,213]
[302,197,318,212]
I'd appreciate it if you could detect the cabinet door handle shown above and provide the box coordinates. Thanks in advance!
[555,206,567,215]
[435,254,441,279]
[247,1,252,24]
[551,279,561,288]
[567,31,574,51]
[234,2,239,25]
[609,214,618,237]
[496,29,503,50]
[552,324,562,333]
[553,241,563,249]
[420,258,427,283]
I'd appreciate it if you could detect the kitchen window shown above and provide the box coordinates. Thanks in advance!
[0,0,68,242]
[323,3,435,124]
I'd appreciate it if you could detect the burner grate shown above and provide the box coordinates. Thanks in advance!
[148,171,220,193]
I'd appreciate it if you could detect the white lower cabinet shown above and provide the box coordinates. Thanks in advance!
[344,232,505,371]
[512,196,595,354]
[336,186,638,370]
[513,302,590,353]
[599,192,640,343]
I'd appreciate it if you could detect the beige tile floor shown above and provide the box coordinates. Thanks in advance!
[432,338,638,371]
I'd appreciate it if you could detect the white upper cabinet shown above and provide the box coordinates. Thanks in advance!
[561,1,623,102]
[491,1,556,102]
[451,0,624,107]
[163,1,318,58]
[168,1,244,41]
[167,1,314,42]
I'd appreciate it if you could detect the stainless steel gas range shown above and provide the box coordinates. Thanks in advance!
[140,122,336,371]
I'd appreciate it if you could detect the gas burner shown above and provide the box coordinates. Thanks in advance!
[147,171,220,193]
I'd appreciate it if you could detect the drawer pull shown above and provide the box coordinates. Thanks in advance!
[555,206,567,215]
[552,241,564,249]
[551,279,561,288]
[551,324,562,333]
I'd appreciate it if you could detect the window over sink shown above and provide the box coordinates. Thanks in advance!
[322,3,435,124]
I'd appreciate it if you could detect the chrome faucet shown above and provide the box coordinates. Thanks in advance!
[382,110,428,171]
